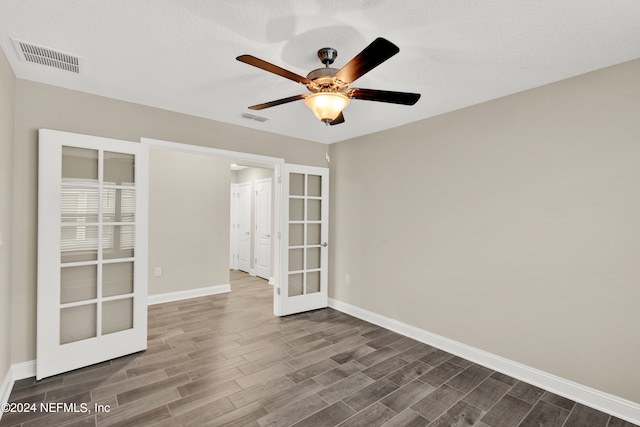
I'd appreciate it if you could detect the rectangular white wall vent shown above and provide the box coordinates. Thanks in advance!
[241,112,269,122]
[11,38,82,74]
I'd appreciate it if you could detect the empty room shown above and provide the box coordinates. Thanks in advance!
[1,1,639,426]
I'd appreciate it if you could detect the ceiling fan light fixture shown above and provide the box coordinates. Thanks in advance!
[304,92,350,123]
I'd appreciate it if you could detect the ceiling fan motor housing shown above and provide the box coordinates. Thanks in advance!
[306,67,348,93]
[306,48,348,93]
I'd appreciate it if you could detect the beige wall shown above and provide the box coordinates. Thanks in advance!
[10,77,327,364]
[149,148,231,295]
[0,44,15,385]
[329,58,640,404]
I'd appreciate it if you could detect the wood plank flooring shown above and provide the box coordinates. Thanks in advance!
[1,271,637,427]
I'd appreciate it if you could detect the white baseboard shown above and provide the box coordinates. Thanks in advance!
[148,284,230,305]
[6,297,637,424]
[268,277,275,285]
[0,360,37,420]
[328,298,640,425]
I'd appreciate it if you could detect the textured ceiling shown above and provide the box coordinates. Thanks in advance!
[1,0,640,144]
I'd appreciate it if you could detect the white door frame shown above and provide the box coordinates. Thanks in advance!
[230,183,239,269]
[254,178,272,280]
[237,181,252,274]
[141,138,285,314]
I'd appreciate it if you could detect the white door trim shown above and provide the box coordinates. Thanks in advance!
[140,138,284,165]
[254,178,272,280]
[237,181,252,274]
[230,183,239,270]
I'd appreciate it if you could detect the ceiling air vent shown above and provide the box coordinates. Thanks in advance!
[11,38,82,74]
[241,112,269,123]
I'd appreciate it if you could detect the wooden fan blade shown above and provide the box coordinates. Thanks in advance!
[237,55,311,85]
[349,88,421,105]
[334,38,400,84]
[248,94,306,110]
[330,112,345,126]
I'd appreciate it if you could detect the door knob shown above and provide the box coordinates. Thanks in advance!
[321,242,328,247]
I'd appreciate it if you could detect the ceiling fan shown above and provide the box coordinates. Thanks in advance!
[236,37,421,125]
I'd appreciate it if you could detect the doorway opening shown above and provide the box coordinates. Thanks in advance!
[230,164,274,282]
[141,138,329,317]
[141,138,283,314]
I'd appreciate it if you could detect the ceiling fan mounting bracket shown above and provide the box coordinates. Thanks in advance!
[317,47,338,66]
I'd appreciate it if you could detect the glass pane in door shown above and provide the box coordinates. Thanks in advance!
[307,271,320,294]
[60,304,97,344]
[60,265,97,304]
[307,199,321,221]
[289,248,304,271]
[58,145,136,342]
[286,170,326,300]
[62,147,98,184]
[103,262,134,297]
[103,225,135,259]
[102,298,133,335]
[289,173,304,196]
[288,273,303,296]
[307,224,321,245]
[61,225,98,263]
[61,187,99,223]
[104,152,135,185]
[307,247,320,270]
[289,224,304,246]
[103,188,136,222]
[289,199,304,221]
[307,174,322,197]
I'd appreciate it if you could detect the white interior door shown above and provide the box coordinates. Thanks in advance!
[278,164,329,316]
[255,178,272,280]
[237,182,251,273]
[37,129,148,380]
[230,183,239,269]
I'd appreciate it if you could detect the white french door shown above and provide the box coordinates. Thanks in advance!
[254,178,272,280]
[37,129,148,380]
[277,164,329,316]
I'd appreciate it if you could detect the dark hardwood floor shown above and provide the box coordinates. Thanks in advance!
[1,271,637,427]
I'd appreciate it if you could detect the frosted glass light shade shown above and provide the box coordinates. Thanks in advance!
[304,92,350,122]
